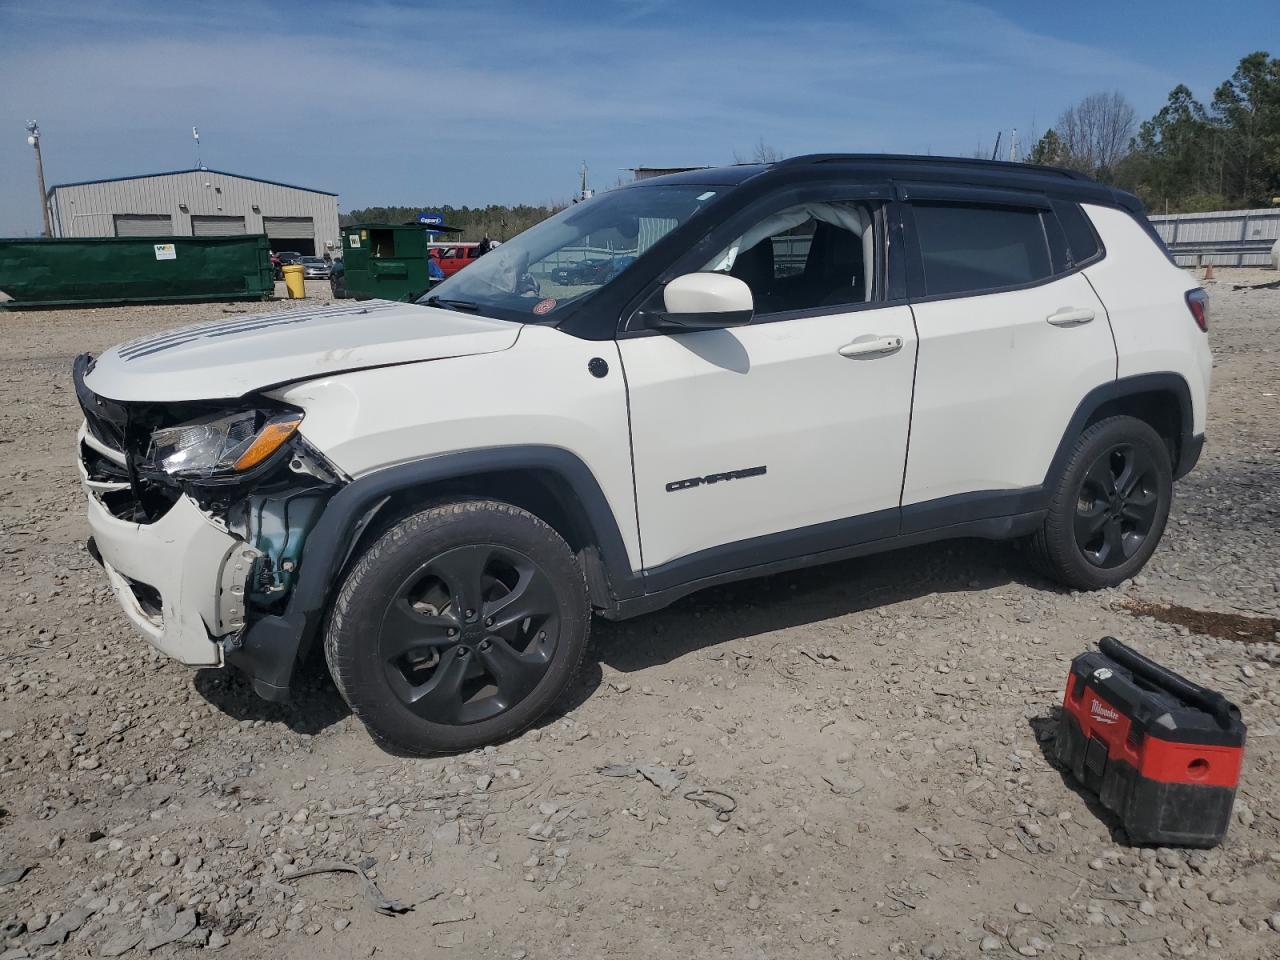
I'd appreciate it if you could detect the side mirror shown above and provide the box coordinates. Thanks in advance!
[646,273,753,331]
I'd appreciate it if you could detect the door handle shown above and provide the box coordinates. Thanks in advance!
[838,335,904,359]
[1047,307,1095,327]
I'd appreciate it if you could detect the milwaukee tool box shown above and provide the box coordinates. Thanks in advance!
[1055,637,1245,847]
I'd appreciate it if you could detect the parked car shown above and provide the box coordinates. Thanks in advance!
[273,250,303,280]
[432,243,481,278]
[551,256,637,286]
[73,154,1209,755]
[329,258,348,298]
[301,256,330,279]
[567,258,612,284]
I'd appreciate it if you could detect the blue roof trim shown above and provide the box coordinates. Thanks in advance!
[47,168,338,197]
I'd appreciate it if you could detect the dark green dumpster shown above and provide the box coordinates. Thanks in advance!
[0,234,274,308]
[342,223,438,301]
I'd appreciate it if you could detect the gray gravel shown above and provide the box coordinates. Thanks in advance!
[0,272,1277,959]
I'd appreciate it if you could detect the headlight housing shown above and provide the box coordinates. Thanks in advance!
[148,409,303,479]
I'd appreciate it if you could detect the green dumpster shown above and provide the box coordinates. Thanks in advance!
[0,234,274,308]
[342,223,438,301]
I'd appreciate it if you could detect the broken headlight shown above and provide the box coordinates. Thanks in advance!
[148,409,303,479]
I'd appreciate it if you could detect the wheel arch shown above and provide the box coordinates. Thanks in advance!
[345,465,632,609]
[227,446,638,702]
[1045,373,1198,489]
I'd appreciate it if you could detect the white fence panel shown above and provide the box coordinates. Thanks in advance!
[1148,208,1280,267]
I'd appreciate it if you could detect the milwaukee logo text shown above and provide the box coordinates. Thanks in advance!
[1090,700,1121,725]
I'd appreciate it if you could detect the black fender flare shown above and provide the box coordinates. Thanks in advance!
[1043,372,1200,486]
[228,445,637,700]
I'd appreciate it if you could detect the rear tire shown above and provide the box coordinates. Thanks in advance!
[324,500,589,755]
[1028,416,1173,590]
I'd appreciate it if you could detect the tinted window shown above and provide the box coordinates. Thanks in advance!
[701,201,879,315]
[1051,200,1102,266]
[420,183,718,322]
[912,203,1051,297]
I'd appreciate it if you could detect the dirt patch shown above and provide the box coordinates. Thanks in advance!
[1121,600,1280,644]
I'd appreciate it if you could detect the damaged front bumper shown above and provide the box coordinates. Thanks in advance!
[79,423,261,665]
[74,354,345,698]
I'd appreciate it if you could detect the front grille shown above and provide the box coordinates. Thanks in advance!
[73,353,155,521]
[73,354,129,452]
[79,439,129,484]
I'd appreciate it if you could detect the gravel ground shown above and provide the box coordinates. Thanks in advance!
[0,271,1278,960]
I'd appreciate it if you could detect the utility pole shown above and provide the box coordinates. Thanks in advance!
[26,121,52,238]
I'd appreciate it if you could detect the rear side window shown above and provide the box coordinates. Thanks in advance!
[911,202,1052,297]
[1051,200,1102,266]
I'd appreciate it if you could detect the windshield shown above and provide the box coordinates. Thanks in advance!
[417,184,720,321]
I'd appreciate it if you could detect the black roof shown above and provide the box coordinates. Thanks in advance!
[776,152,1090,180]
[47,168,338,197]
[625,153,1139,213]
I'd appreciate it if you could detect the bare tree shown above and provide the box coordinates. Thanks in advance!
[734,138,785,164]
[1055,92,1138,175]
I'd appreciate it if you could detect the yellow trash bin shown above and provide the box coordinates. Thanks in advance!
[282,263,306,299]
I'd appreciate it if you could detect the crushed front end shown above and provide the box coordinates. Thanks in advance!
[73,353,346,683]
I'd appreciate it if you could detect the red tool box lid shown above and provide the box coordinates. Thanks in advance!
[1067,637,1245,748]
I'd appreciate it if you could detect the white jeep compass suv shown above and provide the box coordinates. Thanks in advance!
[74,155,1211,754]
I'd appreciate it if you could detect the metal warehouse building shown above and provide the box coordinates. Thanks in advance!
[46,169,339,256]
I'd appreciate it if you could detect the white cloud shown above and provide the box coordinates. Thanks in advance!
[0,0,1177,232]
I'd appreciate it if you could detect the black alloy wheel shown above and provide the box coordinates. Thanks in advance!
[1027,415,1173,591]
[379,544,560,725]
[325,500,589,755]
[1073,443,1162,568]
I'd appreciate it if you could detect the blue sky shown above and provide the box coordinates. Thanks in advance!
[0,0,1271,234]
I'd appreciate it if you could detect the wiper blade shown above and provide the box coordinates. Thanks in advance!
[425,296,481,312]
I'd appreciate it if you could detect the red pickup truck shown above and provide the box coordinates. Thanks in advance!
[430,243,482,278]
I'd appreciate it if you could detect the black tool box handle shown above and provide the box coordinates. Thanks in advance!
[1098,636,1235,728]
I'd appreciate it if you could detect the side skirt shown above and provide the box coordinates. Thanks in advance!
[600,508,1045,621]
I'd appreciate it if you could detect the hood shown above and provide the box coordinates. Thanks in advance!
[82,300,522,402]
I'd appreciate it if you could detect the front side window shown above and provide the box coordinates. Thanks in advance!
[911,202,1052,297]
[419,184,720,322]
[701,201,879,316]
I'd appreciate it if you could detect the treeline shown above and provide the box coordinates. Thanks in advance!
[340,203,565,241]
[1028,51,1279,212]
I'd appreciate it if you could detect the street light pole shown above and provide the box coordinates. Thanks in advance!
[26,121,53,238]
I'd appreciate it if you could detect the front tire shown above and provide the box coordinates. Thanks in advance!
[324,500,590,754]
[1029,416,1173,590]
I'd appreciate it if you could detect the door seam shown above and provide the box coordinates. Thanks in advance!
[897,303,921,520]
[613,341,647,576]
[1082,270,1119,381]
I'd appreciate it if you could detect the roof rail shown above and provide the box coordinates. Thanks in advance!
[774,153,1091,182]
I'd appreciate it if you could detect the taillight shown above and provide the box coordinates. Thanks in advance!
[1185,288,1209,332]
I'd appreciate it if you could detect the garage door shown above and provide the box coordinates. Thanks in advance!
[191,215,246,236]
[262,217,314,240]
[113,214,173,237]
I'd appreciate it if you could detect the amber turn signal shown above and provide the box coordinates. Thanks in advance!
[233,413,303,471]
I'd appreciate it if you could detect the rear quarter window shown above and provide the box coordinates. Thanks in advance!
[1051,200,1102,266]
[911,202,1052,297]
